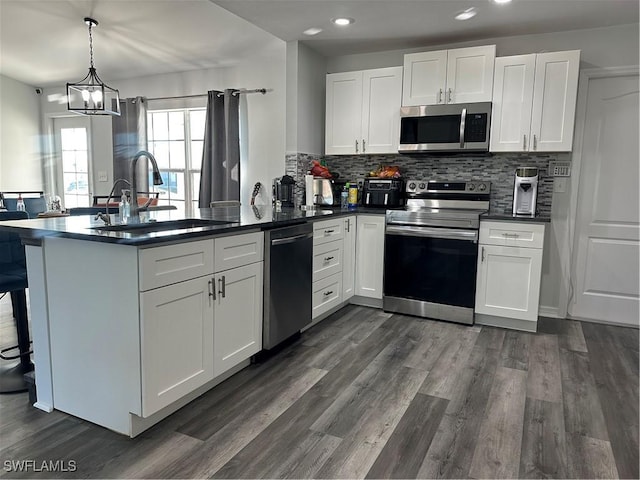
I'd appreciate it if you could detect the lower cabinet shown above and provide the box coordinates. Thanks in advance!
[355,215,385,299]
[140,276,214,416]
[213,262,263,377]
[475,220,545,331]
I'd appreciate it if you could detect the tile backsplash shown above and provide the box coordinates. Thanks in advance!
[290,152,570,216]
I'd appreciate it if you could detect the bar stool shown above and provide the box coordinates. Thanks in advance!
[0,211,34,393]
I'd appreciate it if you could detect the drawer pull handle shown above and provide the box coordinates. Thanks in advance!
[481,247,485,263]
[324,256,334,262]
[323,290,333,297]
[324,229,335,235]
[502,233,520,238]
[208,278,216,302]
[218,276,226,299]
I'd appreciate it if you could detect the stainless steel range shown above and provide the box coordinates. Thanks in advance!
[383,180,491,325]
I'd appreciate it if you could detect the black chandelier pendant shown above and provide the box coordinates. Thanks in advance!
[67,17,120,116]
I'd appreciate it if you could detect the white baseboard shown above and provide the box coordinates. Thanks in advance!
[538,305,562,319]
[349,296,383,308]
[33,401,54,413]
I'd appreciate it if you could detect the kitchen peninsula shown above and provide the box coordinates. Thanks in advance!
[0,206,376,436]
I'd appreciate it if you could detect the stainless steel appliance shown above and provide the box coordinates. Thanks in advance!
[398,102,492,153]
[263,223,313,349]
[513,167,539,216]
[384,180,491,325]
[362,178,405,208]
[273,175,295,207]
[311,178,347,206]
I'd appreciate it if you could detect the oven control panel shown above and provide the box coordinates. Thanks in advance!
[405,180,491,195]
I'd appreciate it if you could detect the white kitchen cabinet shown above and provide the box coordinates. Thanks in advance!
[326,66,403,155]
[403,45,495,106]
[312,218,345,320]
[342,216,356,300]
[212,262,263,377]
[355,215,385,299]
[312,272,343,319]
[313,240,343,282]
[475,221,545,332]
[140,276,214,416]
[490,50,580,152]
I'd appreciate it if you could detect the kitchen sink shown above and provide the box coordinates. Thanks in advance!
[89,219,233,235]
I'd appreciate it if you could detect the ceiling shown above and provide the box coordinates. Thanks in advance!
[0,0,637,88]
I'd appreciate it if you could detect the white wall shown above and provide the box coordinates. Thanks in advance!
[286,41,327,155]
[325,22,640,317]
[0,74,43,190]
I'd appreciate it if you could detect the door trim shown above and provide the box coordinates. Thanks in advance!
[561,65,639,321]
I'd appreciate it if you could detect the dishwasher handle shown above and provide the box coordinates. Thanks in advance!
[271,232,313,246]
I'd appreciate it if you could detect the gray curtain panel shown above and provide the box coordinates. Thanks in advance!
[112,97,148,191]
[199,89,240,207]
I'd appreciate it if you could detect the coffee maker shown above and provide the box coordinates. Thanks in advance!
[513,167,538,216]
[273,175,296,207]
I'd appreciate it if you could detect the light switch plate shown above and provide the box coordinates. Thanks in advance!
[98,171,108,182]
[548,161,571,177]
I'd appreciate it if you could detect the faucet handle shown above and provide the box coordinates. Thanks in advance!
[94,212,111,226]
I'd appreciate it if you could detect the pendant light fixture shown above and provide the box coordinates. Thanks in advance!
[67,17,120,116]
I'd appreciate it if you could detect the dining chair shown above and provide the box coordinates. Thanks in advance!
[0,211,34,393]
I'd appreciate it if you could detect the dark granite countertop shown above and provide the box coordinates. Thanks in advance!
[0,205,386,246]
[482,211,551,223]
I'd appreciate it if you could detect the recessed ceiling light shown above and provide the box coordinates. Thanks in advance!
[303,27,323,36]
[492,0,512,3]
[455,7,477,20]
[332,17,355,26]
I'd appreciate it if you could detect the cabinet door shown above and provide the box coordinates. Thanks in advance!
[342,216,356,300]
[140,276,214,417]
[402,50,448,106]
[355,215,385,299]
[446,45,496,104]
[475,244,543,322]
[490,54,536,152]
[361,66,403,153]
[530,50,580,152]
[213,262,263,377]
[326,72,363,154]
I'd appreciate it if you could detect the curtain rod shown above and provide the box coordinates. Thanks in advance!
[147,88,267,101]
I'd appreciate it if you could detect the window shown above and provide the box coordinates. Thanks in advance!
[54,117,91,208]
[147,109,205,215]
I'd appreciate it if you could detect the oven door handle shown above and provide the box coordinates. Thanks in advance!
[386,225,478,243]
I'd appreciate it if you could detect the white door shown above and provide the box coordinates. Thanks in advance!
[355,215,385,299]
[53,116,92,208]
[325,72,363,154]
[361,66,403,154]
[570,71,639,326]
[140,276,214,416]
[445,45,496,104]
[490,54,536,152]
[475,244,543,322]
[402,50,448,106]
[213,262,263,376]
[530,50,580,152]
[342,216,356,300]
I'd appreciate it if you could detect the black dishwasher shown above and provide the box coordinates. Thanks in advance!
[263,222,313,349]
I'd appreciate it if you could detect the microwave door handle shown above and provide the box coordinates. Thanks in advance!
[459,108,467,149]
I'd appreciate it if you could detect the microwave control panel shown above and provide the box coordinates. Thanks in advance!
[464,113,488,142]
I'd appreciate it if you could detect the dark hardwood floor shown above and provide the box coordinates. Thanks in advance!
[0,296,638,479]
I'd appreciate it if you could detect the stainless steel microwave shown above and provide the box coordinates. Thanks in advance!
[398,102,492,153]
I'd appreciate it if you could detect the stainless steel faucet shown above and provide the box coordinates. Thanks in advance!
[130,150,163,223]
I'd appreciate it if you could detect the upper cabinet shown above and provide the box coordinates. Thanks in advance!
[402,45,496,106]
[326,66,403,155]
[490,50,580,152]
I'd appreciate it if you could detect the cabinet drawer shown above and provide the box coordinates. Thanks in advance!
[312,273,343,319]
[214,231,264,272]
[139,239,214,291]
[313,240,343,282]
[480,221,545,249]
[313,218,344,245]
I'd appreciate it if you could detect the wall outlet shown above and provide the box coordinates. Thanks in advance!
[554,177,567,193]
[97,171,108,182]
